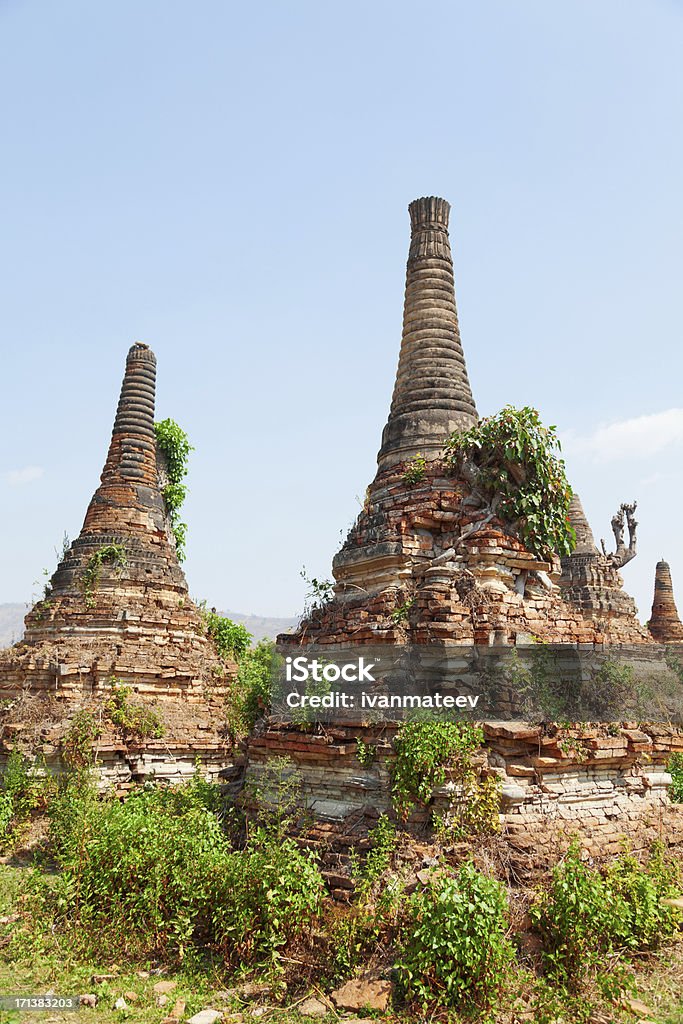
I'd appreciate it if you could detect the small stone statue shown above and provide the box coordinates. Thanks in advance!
[601,502,638,568]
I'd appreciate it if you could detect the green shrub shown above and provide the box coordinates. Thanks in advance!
[103,682,164,740]
[225,641,275,740]
[531,840,683,991]
[396,861,514,1014]
[669,751,683,803]
[445,405,575,560]
[61,710,102,768]
[402,453,427,486]
[355,814,397,899]
[40,776,323,965]
[390,719,498,837]
[154,418,193,561]
[605,844,682,950]
[80,543,127,608]
[203,608,252,661]
[0,749,49,850]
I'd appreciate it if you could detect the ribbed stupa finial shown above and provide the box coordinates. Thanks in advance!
[377,196,478,469]
[567,493,599,554]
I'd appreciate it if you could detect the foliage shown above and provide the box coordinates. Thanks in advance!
[154,418,193,561]
[433,771,502,842]
[245,755,305,841]
[355,737,377,767]
[507,645,653,722]
[445,405,576,559]
[61,710,102,769]
[225,641,275,741]
[328,817,402,984]
[390,596,415,624]
[103,681,165,740]
[80,543,127,609]
[402,453,427,486]
[390,719,498,841]
[37,775,324,965]
[202,607,252,660]
[355,814,397,899]
[0,749,50,850]
[300,567,334,615]
[669,751,683,803]
[395,861,514,1014]
[604,844,683,950]
[531,840,683,992]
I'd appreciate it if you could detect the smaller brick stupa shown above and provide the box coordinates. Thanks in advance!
[558,494,643,627]
[0,343,227,701]
[648,560,683,642]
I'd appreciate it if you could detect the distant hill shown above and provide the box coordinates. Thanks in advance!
[0,604,27,648]
[218,610,298,642]
[0,602,297,649]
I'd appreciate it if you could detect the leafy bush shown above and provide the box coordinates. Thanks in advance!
[203,608,252,661]
[605,845,682,950]
[396,861,514,1013]
[0,749,49,850]
[103,682,164,740]
[669,751,683,803]
[80,543,127,608]
[445,405,575,559]
[531,840,683,991]
[225,641,275,740]
[355,814,397,899]
[390,719,498,836]
[61,710,102,768]
[402,453,427,486]
[40,775,324,965]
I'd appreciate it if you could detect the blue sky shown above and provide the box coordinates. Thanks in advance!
[1,0,682,621]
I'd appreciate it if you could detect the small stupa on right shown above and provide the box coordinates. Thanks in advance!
[648,559,683,642]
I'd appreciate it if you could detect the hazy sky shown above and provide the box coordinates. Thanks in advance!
[1,0,682,622]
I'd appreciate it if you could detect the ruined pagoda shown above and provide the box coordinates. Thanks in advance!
[0,343,226,701]
[648,560,683,642]
[284,197,650,647]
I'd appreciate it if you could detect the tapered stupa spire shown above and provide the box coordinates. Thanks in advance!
[377,197,477,469]
[79,342,168,541]
[649,560,683,642]
[567,493,599,555]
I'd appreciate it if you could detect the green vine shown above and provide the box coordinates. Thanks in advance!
[80,544,127,609]
[444,405,576,560]
[402,453,427,486]
[391,719,499,837]
[154,418,193,562]
[103,681,165,740]
[201,605,253,661]
[62,710,102,768]
[355,737,377,767]
[669,752,683,803]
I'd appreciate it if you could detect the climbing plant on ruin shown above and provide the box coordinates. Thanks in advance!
[391,719,499,837]
[445,405,576,560]
[80,543,127,608]
[154,418,193,561]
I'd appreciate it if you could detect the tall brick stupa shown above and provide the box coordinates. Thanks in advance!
[1,343,225,700]
[283,197,650,647]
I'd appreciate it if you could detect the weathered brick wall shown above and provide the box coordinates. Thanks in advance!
[245,719,683,878]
